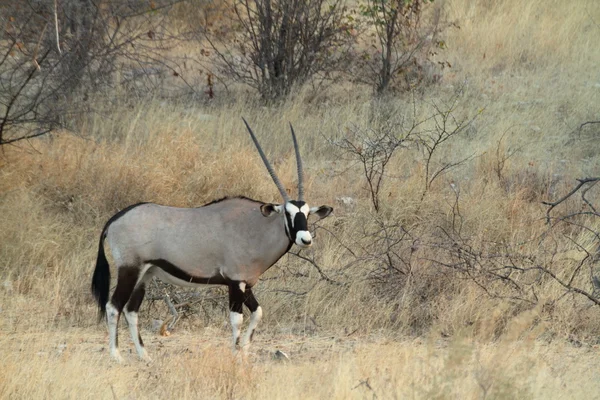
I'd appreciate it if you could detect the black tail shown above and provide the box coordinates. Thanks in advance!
[91,231,110,321]
[91,203,148,322]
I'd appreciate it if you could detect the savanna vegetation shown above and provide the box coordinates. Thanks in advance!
[1,0,599,398]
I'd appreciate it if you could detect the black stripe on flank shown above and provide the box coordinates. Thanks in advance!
[147,259,230,285]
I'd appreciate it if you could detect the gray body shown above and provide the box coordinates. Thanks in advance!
[107,198,290,287]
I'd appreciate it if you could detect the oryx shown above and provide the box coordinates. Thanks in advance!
[91,118,333,361]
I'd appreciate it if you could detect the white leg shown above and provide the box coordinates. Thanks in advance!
[241,306,262,352]
[230,311,243,351]
[106,302,123,363]
[123,310,150,361]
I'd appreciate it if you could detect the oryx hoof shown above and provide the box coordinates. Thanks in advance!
[110,351,125,364]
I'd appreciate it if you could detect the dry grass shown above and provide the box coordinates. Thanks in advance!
[1,0,600,398]
[1,327,599,399]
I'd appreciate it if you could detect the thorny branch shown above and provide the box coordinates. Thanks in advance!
[425,176,600,307]
[418,91,480,196]
[331,89,478,212]
[541,177,600,224]
[290,250,346,286]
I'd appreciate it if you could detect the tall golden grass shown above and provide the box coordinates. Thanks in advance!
[1,0,599,398]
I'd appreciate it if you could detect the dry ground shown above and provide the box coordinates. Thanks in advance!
[1,0,600,398]
[2,327,600,399]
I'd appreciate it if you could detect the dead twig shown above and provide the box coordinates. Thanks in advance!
[542,177,600,224]
[290,250,346,286]
[352,378,378,399]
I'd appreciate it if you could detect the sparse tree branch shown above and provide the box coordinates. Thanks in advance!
[542,177,600,224]
[529,265,600,306]
[356,0,445,93]
[291,250,345,286]
[578,120,600,133]
[0,0,192,146]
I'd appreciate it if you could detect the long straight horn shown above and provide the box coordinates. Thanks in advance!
[242,118,290,202]
[289,123,304,201]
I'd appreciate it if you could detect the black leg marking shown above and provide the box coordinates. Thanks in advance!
[244,290,260,340]
[229,283,245,347]
[107,266,140,361]
[243,288,259,313]
[126,284,146,313]
[110,267,140,312]
[229,283,244,314]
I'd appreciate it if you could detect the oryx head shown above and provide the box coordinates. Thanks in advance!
[243,118,333,249]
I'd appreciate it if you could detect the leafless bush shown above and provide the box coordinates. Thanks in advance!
[427,177,600,308]
[352,0,449,94]
[330,89,477,212]
[415,90,478,197]
[203,0,354,100]
[330,117,412,212]
[321,94,481,334]
[323,97,591,336]
[146,278,229,333]
[0,0,188,145]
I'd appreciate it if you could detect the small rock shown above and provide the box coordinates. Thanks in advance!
[336,196,357,212]
[336,196,356,206]
[273,350,290,361]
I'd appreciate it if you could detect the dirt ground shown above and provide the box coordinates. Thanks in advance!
[2,325,600,399]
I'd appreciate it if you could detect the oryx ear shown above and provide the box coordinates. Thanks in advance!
[309,205,333,220]
[260,203,284,217]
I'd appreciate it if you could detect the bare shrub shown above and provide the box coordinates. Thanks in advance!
[320,92,482,333]
[0,0,187,145]
[202,0,354,100]
[353,0,449,94]
[329,115,412,212]
[324,93,599,338]
[330,89,477,212]
[426,177,600,322]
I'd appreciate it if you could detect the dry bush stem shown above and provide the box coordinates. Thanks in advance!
[542,177,600,224]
